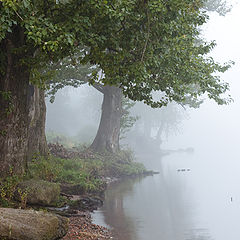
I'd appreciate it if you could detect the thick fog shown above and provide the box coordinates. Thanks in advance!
[46,2,240,240]
[160,4,240,240]
[46,2,240,153]
[164,1,240,153]
[46,85,103,145]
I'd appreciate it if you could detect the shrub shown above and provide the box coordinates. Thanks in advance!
[28,156,104,192]
[0,168,20,207]
[28,155,62,182]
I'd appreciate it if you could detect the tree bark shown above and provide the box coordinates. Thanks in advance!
[0,27,48,177]
[0,30,31,177]
[27,86,48,161]
[90,86,122,153]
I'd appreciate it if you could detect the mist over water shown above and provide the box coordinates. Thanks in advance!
[92,3,240,240]
[93,149,240,240]
[45,2,240,239]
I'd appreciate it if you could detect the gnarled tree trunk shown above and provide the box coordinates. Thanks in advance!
[27,85,48,161]
[90,86,122,153]
[0,29,31,177]
[0,28,48,177]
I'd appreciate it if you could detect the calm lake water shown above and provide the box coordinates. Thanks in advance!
[92,148,240,240]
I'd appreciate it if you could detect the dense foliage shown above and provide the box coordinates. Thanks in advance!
[28,151,146,188]
[0,149,146,207]
[0,0,232,108]
[78,0,233,107]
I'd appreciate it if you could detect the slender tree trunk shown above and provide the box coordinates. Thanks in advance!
[90,86,122,153]
[27,85,48,161]
[155,123,164,148]
[0,29,31,177]
[143,118,152,139]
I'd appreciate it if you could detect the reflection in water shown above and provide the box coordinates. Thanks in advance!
[185,229,214,240]
[100,177,141,240]
[92,153,213,240]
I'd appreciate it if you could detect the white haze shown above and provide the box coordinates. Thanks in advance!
[164,1,240,153]
[160,3,240,240]
[47,2,240,239]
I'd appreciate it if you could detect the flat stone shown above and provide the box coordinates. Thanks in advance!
[0,208,68,240]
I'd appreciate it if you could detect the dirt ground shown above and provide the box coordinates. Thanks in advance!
[62,211,116,240]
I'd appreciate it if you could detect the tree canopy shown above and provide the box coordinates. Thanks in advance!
[1,0,232,107]
[0,0,234,175]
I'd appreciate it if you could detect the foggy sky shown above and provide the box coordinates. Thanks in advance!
[164,1,240,153]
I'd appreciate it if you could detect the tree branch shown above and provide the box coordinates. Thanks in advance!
[141,8,150,62]
[92,83,105,94]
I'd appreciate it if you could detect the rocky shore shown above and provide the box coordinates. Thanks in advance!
[58,181,119,239]
[0,181,116,240]
[62,211,115,240]
[0,144,155,239]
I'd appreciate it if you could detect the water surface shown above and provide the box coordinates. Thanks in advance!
[93,150,240,240]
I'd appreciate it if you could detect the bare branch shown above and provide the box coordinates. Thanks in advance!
[92,83,105,94]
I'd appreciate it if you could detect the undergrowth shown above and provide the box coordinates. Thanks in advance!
[0,149,147,207]
[27,149,146,190]
[27,155,104,192]
[96,149,146,177]
[0,168,23,208]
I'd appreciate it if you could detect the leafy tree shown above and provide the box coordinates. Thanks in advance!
[0,0,117,176]
[204,0,232,16]
[47,0,233,154]
[82,1,232,108]
[125,102,187,153]
[47,56,124,153]
[0,0,233,176]
[120,98,139,140]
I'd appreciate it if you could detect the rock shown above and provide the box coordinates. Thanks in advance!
[69,196,103,212]
[16,179,60,206]
[60,183,106,196]
[0,208,68,240]
[60,183,86,195]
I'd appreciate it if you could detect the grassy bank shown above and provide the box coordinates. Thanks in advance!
[0,148,148,208]
[28,149,147,191]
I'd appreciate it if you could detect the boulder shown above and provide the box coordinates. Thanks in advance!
[0,208,68,240]
[60,183,106,196]
[69,196,103,212]
[60,183,86,195]
[16,179,60,206]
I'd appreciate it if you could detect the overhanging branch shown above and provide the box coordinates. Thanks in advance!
[92,83,105,94]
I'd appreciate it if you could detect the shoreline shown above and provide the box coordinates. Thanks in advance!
[60,177,120,240]
[61,173,159,240]
[0,144,158,240]
[62,210,115,240]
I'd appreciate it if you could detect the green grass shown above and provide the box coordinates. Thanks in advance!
[98,150,147,177]
[0,168,21,207]
[0,150,147,207]
[27,150,147,192]
[27,156,104,192]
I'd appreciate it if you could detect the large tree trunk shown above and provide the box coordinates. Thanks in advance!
[90,86,122,153]
[0,27,48,177]
[0,29,31,177]
[27,85,48,161]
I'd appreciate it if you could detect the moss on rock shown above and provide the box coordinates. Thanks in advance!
[16,179,60,206]
[0,208,68,240]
